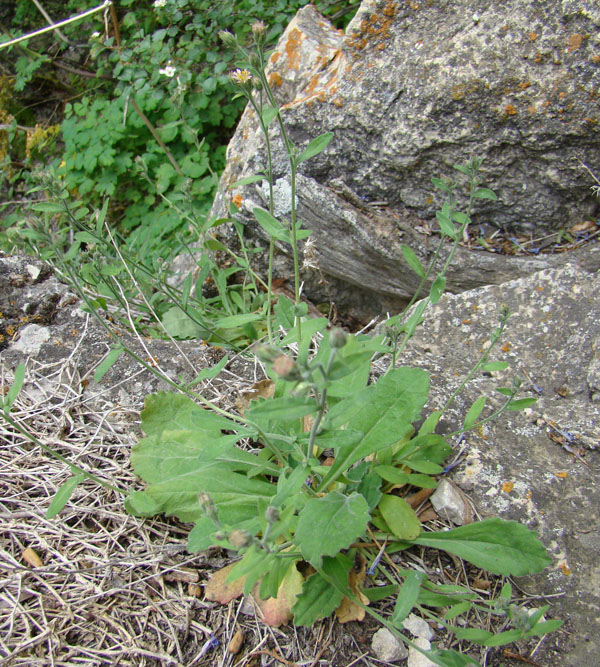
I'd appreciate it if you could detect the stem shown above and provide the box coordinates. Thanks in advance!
[0,0,111,51]
[1,410,125,495]
[440,310,509,416]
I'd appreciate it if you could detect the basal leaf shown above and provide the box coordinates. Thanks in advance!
[93,345,124,383]
[292,555,350,625]
[124,490,163,517]
[412,518,551,575]
[215,312,263,329]
[187,516,219,552]
[4,362,25,413]
[295,492,369,566]
[378,494,421,540]
[320,367,429,488]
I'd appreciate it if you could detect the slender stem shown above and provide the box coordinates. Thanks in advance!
[1,410,126,495]
[0,0,111,51]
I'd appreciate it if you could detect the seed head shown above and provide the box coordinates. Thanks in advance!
[218,30,237,48]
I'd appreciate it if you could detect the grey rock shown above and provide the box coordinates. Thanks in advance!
[201,1,600,317]
[407,637,437,667]
[371,627,408,663]
[430,478,469,525]
[399,260,600,665]
[403,613,435,641]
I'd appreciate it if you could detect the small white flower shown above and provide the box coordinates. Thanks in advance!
[230,69,252,85]
[91,31,100,39]
[154,0,167,7]
[159,65,176,78]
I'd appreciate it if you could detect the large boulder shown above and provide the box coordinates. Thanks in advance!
[205,0,600,317]
[399,260,600,666]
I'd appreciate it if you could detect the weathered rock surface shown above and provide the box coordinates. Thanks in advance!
[0,254,233,423]
[399,260,599,665]
[3,252,599,663]
[203,1,600,317]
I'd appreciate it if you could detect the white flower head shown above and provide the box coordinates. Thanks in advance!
[154,0,167,8]
[91,31,100,39]
[230,69,252,85]
[159,65,176,78]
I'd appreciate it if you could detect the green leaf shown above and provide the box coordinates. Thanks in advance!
[429,649,480,667]
[273,294,295,329]
[374,465,410,486]
[93,345,124,382]
[431,177,452,193]
[321,367,429,489]
[391,570,425,625]
[292,560,347,626]
[296,132,333,165]
[473,187,497,200]
[436,211,457,239]
[295,491,369,566]
[186,354,228,388]
[4,362,25,413]
[430,275,446,304]
[481,361,509,372]
[124,490,163,517]
[46,474,85,519]
[451,627,493,642]
[246,396,316,422]
[261,106,279,127]
[507,397,538,411]
[378,494,421,540]
[463,396,486,430]
[141,392,239,439]
[482,629,526,646]
[162,306,209,340]
[401,245,425,278]
[215,312,263,329]
[411,518,551,575]
[187,516,218,552]
[253,207,290,242]
[31,201,64,213]
[230,174,265,188]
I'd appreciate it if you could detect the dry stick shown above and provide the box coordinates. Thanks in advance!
[31,0,69,43]
[105,1,183,177]
[0,0,111,51]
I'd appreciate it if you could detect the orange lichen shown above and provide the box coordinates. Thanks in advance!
[332,97,344,108]
[376,42,386,51]
[567,33,583,52]
[501,481,514,493]
[269,51,281,64]
[383,2,398,17]
[284,28,303,71]
[528,105,537,114]
[559,562,572,576]
[555,471,568,478]
[519,81,531,90]
[501,342,511,352]
[504,104,517,116]
[268,72,283,87]
[232,194,243,209]
[452,83,467,100]
[528,32,538,41]
[593,55,600,64]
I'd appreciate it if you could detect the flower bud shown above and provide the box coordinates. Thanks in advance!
[272,354,300,380]
[218,30,237,48]
[253,343,281,363]
[329,328,347,349]
[265,506,280,523]
[229,529,252,549]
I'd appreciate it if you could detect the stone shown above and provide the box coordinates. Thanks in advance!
[399,260,600,665]
[371,627,408,663]
[430,478,469,525]
[403,613,435,641]
[200,0,600,317]
[407,637,437,667]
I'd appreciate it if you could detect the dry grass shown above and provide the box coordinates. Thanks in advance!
[0,342,553,667]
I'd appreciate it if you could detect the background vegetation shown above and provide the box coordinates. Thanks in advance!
[0,0,358,260]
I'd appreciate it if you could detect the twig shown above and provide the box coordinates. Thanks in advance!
[0,1,111,51]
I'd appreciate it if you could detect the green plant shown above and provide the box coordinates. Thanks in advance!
[118,28,558,666]
[0,12,561,665]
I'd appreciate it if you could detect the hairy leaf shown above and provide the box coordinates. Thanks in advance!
[412,518,551,575]
[295,492,369,566]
